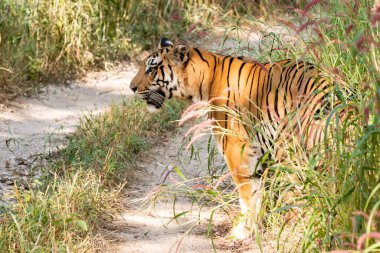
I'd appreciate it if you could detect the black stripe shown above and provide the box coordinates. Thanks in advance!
[221,56,228,73]
[209,55,218,96]
[274,86,279,117]
[194,48,210,66]
[255,66,263,109]
[256,133,265,149]
[303,77,313,96]
[160,65,165,82]
[235,62,246,103]
[273,63,285,118]
[189,60,196,73]
[237,63,246,91]
[265,65,274,123]
[294,67,306,94]
[225,57,235,130]
[283,62,297,99]
[286,63,303,105]
[168,65,173,81]
[199,71,204,100]
[248,65,259,112]
[297,92,326,132]
[300,65,318,95]
[261,65,270,111]
[218,56,230,152]
[212,55,217,82]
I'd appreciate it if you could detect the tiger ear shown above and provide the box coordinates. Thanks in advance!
[158,37,173,49]
[173,44,190,64]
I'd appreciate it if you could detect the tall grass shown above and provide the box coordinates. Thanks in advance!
[0,99,185,251]
[0,0,377,252]
[182,0,380,252]
[161,0,379,252]
[0,0,269,98]
[261,1,379,251]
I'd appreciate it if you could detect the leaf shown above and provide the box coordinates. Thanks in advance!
[208,210,217,253]
[172,211,190,221]
[272,204,306,213]
[240,143,246,159]
[174,166,187,181]
[77,220,88,231]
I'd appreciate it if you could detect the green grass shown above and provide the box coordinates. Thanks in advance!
[0,99,185,252]
[146,1,379,252]
[181,0,380,252]
[259,1,380,251]
[0,0,378,252]
[0,0,268,99]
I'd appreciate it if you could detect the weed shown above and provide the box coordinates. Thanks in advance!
[153,1,379,252]
[0,99,185,251]
[0,0,268,99]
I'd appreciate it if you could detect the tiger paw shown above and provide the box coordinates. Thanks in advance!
[231,221,252,240]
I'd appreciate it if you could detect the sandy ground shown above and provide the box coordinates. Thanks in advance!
[0,63,137,196]
[102,129,279,253]
[102,23,301,252]
[0,20,302,252]
[0,61,267,252]
[0,62,277,252]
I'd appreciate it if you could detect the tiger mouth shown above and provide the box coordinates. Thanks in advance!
[146,99,164,108]
[138,90,166,109]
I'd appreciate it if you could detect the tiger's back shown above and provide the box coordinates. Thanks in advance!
[196,52,334,159]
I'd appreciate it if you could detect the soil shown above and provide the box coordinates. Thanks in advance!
[0,63,137,197]
[0,62,276,252]
[0,21,300,252]
[101,129,277,253]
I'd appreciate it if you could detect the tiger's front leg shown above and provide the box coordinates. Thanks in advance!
[218,136,264,240]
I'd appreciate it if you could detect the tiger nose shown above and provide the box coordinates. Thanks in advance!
[130,86,137,93]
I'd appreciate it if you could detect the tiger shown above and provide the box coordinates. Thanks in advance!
[130,37,345,239]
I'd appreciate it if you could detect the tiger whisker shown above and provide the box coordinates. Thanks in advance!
[148,91,165,102]
[146,94,164,105]
[150,90,165,98]
[148,95,164,104]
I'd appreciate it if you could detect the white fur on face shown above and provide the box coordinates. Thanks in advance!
[147,104,159,113]
[145,54,162,72]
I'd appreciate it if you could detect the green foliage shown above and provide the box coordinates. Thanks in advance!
[0,171,121,252]
[0,0,378,252]
[147,1,379,252]
[213,0,379,252]
[64,98,185,183]
[0,99,185,252]
[0,0,260,97]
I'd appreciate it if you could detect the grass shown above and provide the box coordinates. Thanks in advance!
[135,0,379,252]
[0,0,378,252]
[0,0,267,100]
[258,1,379,251]
[177,0,380,252]
[0,99,185,252]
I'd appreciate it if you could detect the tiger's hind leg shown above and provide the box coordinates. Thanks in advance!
[220,137,265,239]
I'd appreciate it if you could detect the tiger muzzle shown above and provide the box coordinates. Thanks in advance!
[139,90,166,109]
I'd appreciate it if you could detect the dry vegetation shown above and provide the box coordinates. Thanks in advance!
[0,0,379,252]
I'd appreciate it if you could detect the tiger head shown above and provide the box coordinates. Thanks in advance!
[130,38,191,112]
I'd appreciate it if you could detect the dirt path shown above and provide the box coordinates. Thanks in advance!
[0,63,136,196]
[0,61,265,252]
[102,23,297,252]
[103,129,278,253]
[0,61,276,251]
[0,21,298,251]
